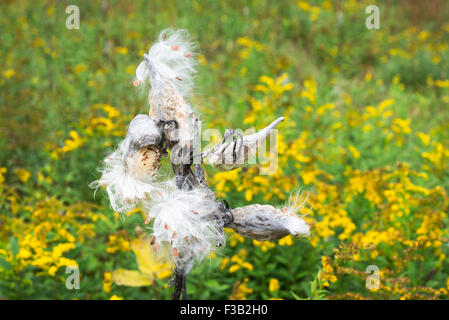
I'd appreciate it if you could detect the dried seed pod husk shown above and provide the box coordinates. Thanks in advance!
[229,204,310,241]
[203,117,284,171]
[149,79,196,145]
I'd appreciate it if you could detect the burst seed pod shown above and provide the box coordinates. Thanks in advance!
[229,204,310,241]
[135,29,199,146]
[203,117,284,171]
[126,145,161,183]
[90,114,163,213]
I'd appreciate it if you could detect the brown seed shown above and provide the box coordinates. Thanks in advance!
[185,237,189,244]
[194,236,199,243]
[171,45,179,51]
[173,247,178,257]
[164,224,169,230]
[184,51,192,58]
[144,217,151,224]
[175,76,182,81]
[162,34,167,40]
[192,210,199,215]
[150,236,156,245]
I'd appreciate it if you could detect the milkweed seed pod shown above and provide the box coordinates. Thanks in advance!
[202,117,284,171]
[135,29,198,145]
[91,115,163,213]
[229,203,310,241]
[122,114,163,157]
[123,115,163,182]
[125,145,161,183]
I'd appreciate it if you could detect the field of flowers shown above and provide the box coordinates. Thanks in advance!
[1,0,449,300]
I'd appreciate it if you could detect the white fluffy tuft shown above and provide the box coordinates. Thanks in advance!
[136,28,198,98]
[280,216,310,237]
[90,115,163,213]
[121,114,161,157]
[279,190,311,237]
[90,145,161,213]
[145,181,222,268]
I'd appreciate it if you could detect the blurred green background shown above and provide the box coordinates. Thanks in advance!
[1,0,449,299]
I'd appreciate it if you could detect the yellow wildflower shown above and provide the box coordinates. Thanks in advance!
[269,278,280,292]
[4,69,15,78]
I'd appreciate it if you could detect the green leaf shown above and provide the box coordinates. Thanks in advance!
[9,237,19,258]
[290,291,302,300]
[204,279,220,288]
[407,261,417,285]
[0,256,11,270]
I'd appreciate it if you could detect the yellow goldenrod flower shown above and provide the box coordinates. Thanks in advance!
[3,69,15,78]
[115,47,128,55]
[0,167,7,184]
[229,278,253,300]
[73,64,87,74]
[269,278,280,292]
